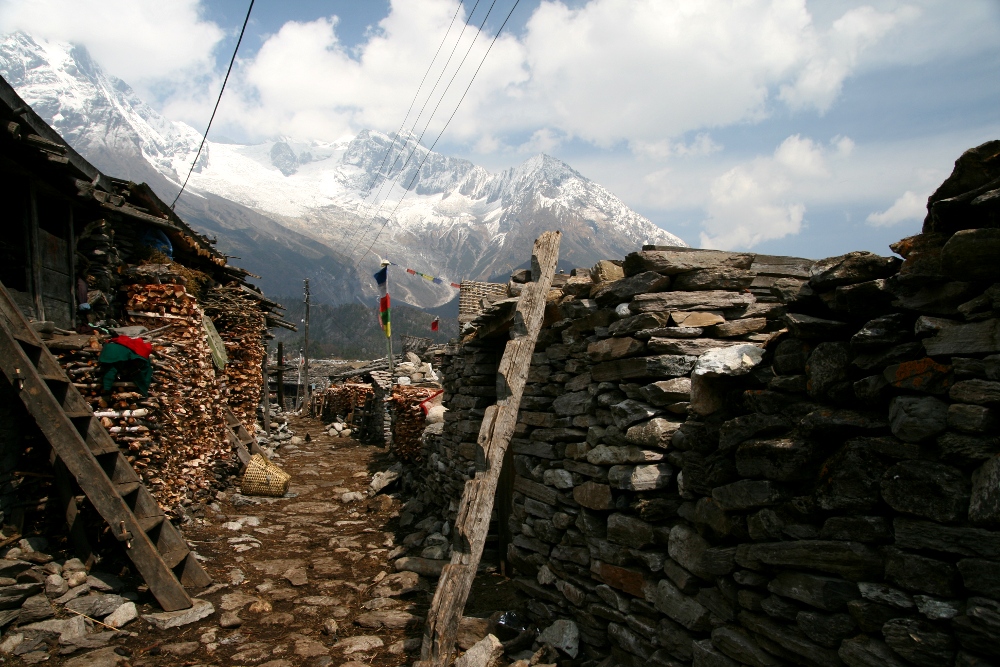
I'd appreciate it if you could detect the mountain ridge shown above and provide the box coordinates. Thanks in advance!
[0,31,688,307]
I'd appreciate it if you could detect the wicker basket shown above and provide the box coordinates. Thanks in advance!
[240,454,291,497]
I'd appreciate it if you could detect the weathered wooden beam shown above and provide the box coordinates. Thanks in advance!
[420,231,561,667]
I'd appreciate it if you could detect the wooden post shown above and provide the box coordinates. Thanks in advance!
[419,231,561,667]
[261,345,270,436]
[303,279,310,413]
[276,342,285,410]
[27,182,43,321]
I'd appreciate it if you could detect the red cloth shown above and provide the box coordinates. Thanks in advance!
[431,317,439,332]
[108,335,152,358]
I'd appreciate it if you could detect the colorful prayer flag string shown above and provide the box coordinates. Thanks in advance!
[391,261,461,289]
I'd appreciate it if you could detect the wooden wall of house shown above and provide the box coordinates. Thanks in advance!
[0,175,78,328]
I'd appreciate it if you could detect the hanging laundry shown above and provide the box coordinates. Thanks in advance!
[98,337,154,394]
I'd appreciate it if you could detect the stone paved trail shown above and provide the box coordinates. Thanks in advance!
[43,413,431,667]
[171,412,426,667]
[5,412,526,667]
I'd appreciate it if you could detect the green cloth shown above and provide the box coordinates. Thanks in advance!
[98,342,154,395]
[203,314,228,370]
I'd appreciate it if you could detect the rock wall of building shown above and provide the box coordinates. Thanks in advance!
[417,142,1000,667]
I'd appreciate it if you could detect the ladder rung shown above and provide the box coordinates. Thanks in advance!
[66,411,93,420]
[40,373,67,383]
[89,445,120,457]
[161,548,190,569]
[11,332,38,346]
[138,515,165,533]
[116,481,141,496]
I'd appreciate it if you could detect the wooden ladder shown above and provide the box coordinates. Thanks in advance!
[225,407,263,467]
[0,281,211,611]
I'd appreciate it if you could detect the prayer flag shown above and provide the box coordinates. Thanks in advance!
[374,266,391,338]
[431,316,440,332]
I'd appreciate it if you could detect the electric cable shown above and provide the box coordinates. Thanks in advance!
[343,0,485,251]
[349,0,503,259]
[171,0,255,210]
[356,0,522,265]
[343,0,465,246]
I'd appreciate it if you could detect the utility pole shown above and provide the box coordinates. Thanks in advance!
[261,344,270,435]
[303,279,311,414]
[276,342,285,410]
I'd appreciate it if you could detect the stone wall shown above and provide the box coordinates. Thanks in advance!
[412,140,1000,666]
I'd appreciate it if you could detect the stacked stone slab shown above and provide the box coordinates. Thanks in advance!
[410,140,1000,667]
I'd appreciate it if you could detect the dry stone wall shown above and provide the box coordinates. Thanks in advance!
[414,140,1000,667]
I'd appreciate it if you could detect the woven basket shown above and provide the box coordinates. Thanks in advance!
[240,454,290,497]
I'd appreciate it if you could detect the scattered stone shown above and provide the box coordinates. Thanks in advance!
[294,638,330,657]
[259,612,295,627]
[103,601,138,629]
[354,609,420,629]
[63,646,126,667]
[284,567,309,586]
[142,599,214,629]
[394,557,448,578]
[162,641,200,656]
[220,610,243,628]
[455,633,505,667]
[337,635,383,654]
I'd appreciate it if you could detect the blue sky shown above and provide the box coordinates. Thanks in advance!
[2,0,999,259]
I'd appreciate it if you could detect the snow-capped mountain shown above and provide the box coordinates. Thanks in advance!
[0,32,687,307]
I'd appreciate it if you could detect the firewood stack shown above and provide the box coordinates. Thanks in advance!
[389,385,438,462]
[319,383,374,425]
[120,283,230,512]
[203,286,266,434]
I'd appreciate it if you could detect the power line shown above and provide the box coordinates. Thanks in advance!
[171,0,255,210]
[341,0,465,249]
[343,0,484,252]
[357,0,522,266]
[349,0,503,259]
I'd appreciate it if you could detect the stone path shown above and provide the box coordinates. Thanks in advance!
[7,414,430,666]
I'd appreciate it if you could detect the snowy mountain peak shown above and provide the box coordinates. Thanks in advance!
[0,32,204,179]
[1,30,687,307]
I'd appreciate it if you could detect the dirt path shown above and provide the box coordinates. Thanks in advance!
[6,412,527,667]
[169,413,423,667]
[9,414,426,667]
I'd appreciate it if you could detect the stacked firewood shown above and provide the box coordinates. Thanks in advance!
[319,384,374,424]
[203,286,266,433]
[122,284,230,512]
[390,386,439,462]
[54,338,159,470]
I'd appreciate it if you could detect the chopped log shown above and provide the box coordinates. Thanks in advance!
[420,231,561,667]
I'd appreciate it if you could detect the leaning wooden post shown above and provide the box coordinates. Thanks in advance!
[420,231,561,667]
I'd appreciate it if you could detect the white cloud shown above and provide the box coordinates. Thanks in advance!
[632,134,722,160]
[778,5,919,112]
[156,0,913,149]
[867,190,928,226]
[699,135,837,249]
[0,0,223,87]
